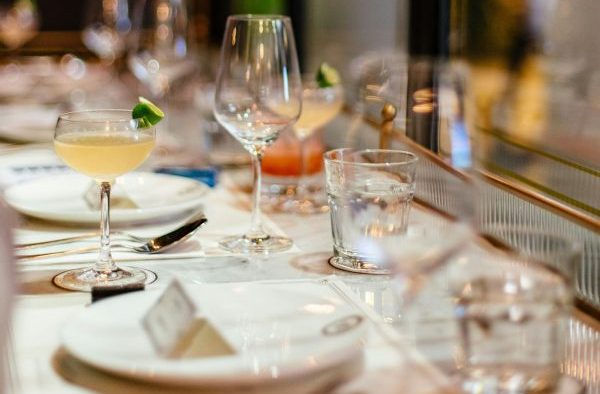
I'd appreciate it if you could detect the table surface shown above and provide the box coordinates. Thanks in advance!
[0,55,596,393]
[3,160,598,394]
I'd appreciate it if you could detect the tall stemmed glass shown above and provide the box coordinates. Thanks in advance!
[214,15,302,253]
[53,110,156,291]
[128,0,195,99]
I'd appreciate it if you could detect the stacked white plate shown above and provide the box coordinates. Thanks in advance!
[60,281,367,391]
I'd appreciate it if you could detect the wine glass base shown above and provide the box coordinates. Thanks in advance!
[53,266,157,292]
[219,234,293,254]
[328,256,391,275]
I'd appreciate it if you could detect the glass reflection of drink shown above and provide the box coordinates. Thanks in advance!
[283,79,343,214]
[294,83,344,140]
[53,110,156,292]
[263,133,324,177]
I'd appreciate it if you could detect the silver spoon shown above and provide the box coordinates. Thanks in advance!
[17,214,208,261]
[16,213,204,250]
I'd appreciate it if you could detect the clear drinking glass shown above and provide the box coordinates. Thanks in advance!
[324,148,472,299]
[213,15,302,253]
[323,58,477,305]
[451,242,577,394]
[281,77,344,214]
[324,149,418,273]
[53,110,156,291]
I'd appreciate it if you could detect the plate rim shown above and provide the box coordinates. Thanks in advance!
[4,171,209,224]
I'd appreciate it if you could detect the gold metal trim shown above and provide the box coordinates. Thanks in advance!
[360,110,599,232]
[362,113,473,182]
[480,171,600,233]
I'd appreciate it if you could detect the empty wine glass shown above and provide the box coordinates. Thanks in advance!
[0,0,38,51]
[82,0,131,64]
[127,0,196,98]
[53,110,156,291]
[214,15,302,253]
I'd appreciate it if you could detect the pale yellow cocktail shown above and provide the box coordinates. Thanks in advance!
[293,97,343,140]
[54,132,155,182]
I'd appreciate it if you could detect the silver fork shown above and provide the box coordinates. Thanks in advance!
[15,231,148,250]
[17,215,208,261]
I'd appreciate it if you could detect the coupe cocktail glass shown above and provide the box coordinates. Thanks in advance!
[53,109,155,291]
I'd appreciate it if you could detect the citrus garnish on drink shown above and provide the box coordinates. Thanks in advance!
[316,62,340,88]
[132,97,164,128]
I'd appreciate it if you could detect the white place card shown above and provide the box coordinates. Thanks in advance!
[142,279,197,356]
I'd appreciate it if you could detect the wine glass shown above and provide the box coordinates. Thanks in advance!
[213,15,302,253]
[0,0,38,51]
[127,0,196,98]
[53,110,156,291]
[82,0,131,64]
[282,76,344,214]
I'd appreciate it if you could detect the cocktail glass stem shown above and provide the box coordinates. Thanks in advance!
[95,181,116,274]
[246,152,268,241]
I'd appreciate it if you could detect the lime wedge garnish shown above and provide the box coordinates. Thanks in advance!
[132,97,164,128]
[316,62,340,88]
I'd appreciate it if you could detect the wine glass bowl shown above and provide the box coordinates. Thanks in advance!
[127,0,196,98]
[213,14,302,253]
[53,109,156,291]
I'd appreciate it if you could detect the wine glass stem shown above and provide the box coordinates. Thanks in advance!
[95,182,116,273]
[296,135,310,201]
[247,152,267,240]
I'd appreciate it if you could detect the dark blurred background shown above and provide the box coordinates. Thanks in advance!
[4,0,310,64]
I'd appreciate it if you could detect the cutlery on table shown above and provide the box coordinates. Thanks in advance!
[16,212,206,250]
[17,215,207,261]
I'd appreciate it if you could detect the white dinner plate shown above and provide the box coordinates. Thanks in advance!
[0,104,59,143]
[61,282,366,387]
[5,172,209,224]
